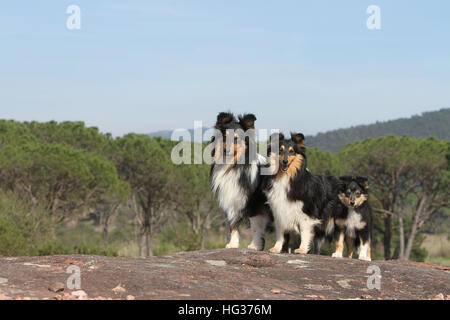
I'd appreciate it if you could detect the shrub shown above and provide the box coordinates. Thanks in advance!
[0,216,29,256]
[0,191,53,256]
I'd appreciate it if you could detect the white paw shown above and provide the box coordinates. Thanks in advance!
[332,252,343,258]
[225,243,239,249]
[269,247,281,254]
[294,248,308,254]
[247,243,262,251]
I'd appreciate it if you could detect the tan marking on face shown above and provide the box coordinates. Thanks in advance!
[217,130,247,164]
[277,153,303,178]
[280,145,285,151]
[338,193,351,207]
[353,194,368,207]
[339,192,367,208]
[233,141,246,163]
[214,134,246,164]
[287,154,302,177]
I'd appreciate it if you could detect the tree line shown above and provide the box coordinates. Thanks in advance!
[0,120,448,261]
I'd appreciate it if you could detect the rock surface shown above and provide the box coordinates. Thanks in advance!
[0,249,448,300]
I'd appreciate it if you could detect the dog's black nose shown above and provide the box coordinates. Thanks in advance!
[350,201,355,206]
[282,159,288,165]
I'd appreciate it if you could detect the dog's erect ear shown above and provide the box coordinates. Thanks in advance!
[215,112,235,129]
[291,133,305,149]
[356,176,369,191]
[238,114,257,130]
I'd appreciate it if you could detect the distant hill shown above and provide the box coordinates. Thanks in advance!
[149,128,210,142]
[306,108,450,152]
[149,108,450,152]
[149,129,176,140]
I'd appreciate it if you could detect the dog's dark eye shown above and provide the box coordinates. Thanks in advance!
[356,193,361,198]
[289,149,295,155]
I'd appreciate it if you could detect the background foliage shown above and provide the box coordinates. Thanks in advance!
[0,120,448,265]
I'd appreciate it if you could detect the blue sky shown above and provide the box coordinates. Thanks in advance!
[1,1,449,136]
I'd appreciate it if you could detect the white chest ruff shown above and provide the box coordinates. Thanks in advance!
[336,209,366,238]
[265,174,319,233]
[211,165,248,220]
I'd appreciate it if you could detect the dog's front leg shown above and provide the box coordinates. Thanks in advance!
[248,214,268,251]
[269,225,286,253]
[332,231,345,258]
[358,237,371,261]
[295,224,314,254]
[345,235,354,258]
[226,225,240,249]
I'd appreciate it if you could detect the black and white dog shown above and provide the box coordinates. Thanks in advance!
[263,133,338,254]
[332,176,373,261]
[210,112,278,251]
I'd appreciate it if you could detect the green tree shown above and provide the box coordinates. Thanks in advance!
[24,120,111,154]
[0,136,124,222]
[307,147,342,175]
[338,136,449,260]
[0,190,53,256]
[402,139,449,259]
[175,144,220,249]
[112,134,174,257]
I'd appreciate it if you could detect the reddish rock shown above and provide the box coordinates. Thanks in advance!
[71,290,87,300]
[112,285,126,294]
[270,289,281,294]
[0,249,448,300]
[48,282,65,293]
[431,293,444,300]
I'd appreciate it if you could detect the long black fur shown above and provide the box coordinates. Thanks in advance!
[333,175,373,260]
[262,133,340,254]
[210,112,275,250]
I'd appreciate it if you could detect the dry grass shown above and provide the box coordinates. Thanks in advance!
[422,234,450,266]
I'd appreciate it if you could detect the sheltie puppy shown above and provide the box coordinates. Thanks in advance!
[210,112,280,251]
[263,133,338,254]
[332,176,373,261]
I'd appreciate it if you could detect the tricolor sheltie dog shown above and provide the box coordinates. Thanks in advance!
[263,133,339,254]
[332,176,373,261]
[210,112,280,251]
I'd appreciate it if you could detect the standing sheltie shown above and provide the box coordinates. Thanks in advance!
[210,112,278,251]
[332,176,373,261]
[263,133,338,254]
